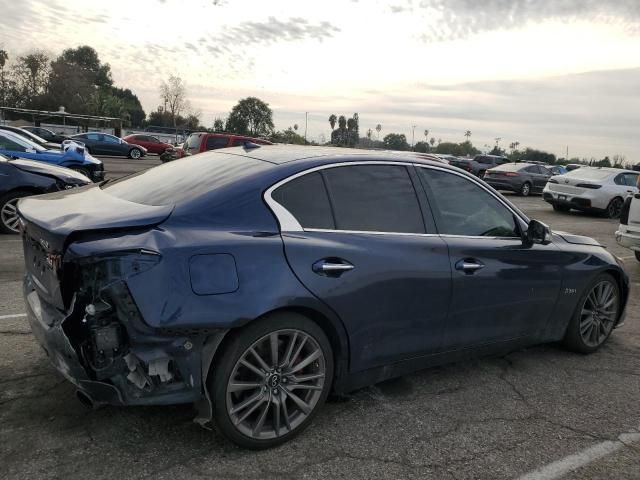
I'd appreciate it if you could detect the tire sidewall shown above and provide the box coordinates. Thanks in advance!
[563,273,620,354]
[129,148,141,159]
[521,182,531,196]
[210,312,334,449]
[607,197,623,219]
[0,191,30,234]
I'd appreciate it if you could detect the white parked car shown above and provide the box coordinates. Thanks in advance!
[615,181,640,262]
[543,167,639,218]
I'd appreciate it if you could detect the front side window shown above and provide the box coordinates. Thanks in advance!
[272,172,334,229]
[323,165,425,233]
[103,135,120,144]
[418,168,519,238]
[0,135,25,151]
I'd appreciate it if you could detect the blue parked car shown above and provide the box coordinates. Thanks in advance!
[18,145,629,449]
[0,130,104,181]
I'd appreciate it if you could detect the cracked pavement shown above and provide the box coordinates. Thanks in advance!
[1,157,638,479]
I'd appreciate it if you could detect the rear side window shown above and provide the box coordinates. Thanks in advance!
[323,165,425,233]
[231,138,246,147]
[206,136,229,150]
[419,168,518,238]
[272,172,334,229]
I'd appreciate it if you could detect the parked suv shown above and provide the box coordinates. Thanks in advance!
[179,132,273,157]
[449,154,509,177]
[616,175,640,261]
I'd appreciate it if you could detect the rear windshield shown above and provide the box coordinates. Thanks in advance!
[565,169,612,180]
[492,163,522,171]
[184,133,203,153]
[102,153,270,206]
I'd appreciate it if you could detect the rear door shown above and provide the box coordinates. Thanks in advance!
[269,163,452,372]
[417,166,563,349]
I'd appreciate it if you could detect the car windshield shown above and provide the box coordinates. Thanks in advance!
[19,129,48,144]
[102,152,270,206]
[0,131,46,152]
[565,169,612,180]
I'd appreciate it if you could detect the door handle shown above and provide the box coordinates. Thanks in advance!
[312,258,354,276]
[455,259,485,274]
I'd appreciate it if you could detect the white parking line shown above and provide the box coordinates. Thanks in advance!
[518,429,640,480]
[0,313,27,320]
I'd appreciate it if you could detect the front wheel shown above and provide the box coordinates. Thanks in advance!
[563,273,620,354]
[0,190,31,234]
[606,197,624,219]
[129,148,142,159]
[211,312,333,449]
[553,203,570,212]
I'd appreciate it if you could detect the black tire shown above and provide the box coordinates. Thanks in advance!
[0,190,31,234]
[606,197,624,219]
[128,148,142,159]
[520,182,532,197]
[563,273,620,354]
[478,170,486,179]
[552,203,571,212]
[635,251,640,262]
[210,312,334,449]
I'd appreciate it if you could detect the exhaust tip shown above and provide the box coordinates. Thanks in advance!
[76,390,95,409]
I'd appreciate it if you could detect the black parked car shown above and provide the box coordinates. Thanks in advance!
[0,154,90,233]
[23,126,68,144]
[19,146,629,449]
[449,154,509,177]
[69,132,147,159]
[484,162,552,196]
[0,125,60,149]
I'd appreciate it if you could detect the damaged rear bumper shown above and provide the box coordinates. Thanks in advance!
[23,275,223,409]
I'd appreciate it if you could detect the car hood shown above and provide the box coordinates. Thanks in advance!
[553,231,602,247]
[10,158,91,184]
[18,185,174,252]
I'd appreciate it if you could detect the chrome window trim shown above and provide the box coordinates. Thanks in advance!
[263,160,528,236]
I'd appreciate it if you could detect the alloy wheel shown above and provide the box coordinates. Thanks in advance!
[579,280,618,348]
[226,329,326,440]
[607,198,623,219]
[521,183,531,196]
[130,148,141,159]
[1,197,21,233]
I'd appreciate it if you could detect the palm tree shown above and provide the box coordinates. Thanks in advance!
[430,137,436,147]
[328,114,337,131]
[424,129,429,142]
[437,138,442,145]
[375,123,382,140]
[293,124,298,131]
[464,130,472,142]
[514,141,520,150]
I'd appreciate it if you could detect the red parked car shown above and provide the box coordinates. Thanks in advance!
[122,134,173,155]
[178,132,273,157]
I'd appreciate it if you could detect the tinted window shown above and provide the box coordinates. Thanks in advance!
[323,165,425,233]
[206,136,229,150]
[231,138,246,147]
[0,135,25,151]
[418,168,518,238]
[624,173,639,187]
[539,166,551,175]
[476,157,492,164]
[272,172,334,229]
[523,166,538,173]
[86,133,101,141]
[103,135,120,144]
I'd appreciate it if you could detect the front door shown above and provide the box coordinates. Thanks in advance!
[269,163,452,372]
[417,167,564,349]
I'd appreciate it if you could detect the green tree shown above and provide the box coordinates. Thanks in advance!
[213,117,225,132]
[414,141,430,153]
[430,137,436,147]
[12,51,50,108]
[328,114,337,131]
[0,48,15,107]
[225,96,274,136]
[272,127,306,145]
[382,133,410,151]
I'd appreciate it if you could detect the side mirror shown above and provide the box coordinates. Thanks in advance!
[524,219,552,246]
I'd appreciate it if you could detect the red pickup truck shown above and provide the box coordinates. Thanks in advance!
[177,132,273,158]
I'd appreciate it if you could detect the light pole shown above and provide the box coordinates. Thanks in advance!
[411,125,416,149]
[304,112,308,144]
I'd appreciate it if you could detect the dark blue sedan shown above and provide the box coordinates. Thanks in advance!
[18,146,629,449]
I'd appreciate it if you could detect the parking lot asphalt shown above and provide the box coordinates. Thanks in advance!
[1,157,638,480]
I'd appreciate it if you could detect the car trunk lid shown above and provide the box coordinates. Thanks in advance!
[18,185,173,309]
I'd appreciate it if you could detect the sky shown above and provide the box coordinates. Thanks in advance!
[1,0,640,161]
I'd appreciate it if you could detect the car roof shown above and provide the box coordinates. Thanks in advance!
[217,144,455,168]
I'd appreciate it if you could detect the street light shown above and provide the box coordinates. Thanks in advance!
[304,112,308,144]
[411,125,416,149]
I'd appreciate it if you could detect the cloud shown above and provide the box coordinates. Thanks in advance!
[411,0,640,41]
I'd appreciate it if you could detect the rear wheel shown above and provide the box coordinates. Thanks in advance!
[211,312,333,449]
[520,182,532,197]
[606,197,624,219]
[129,148,142,159]
[563,273,620,354]
[552,203,570,212]
[0,190,30,234]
